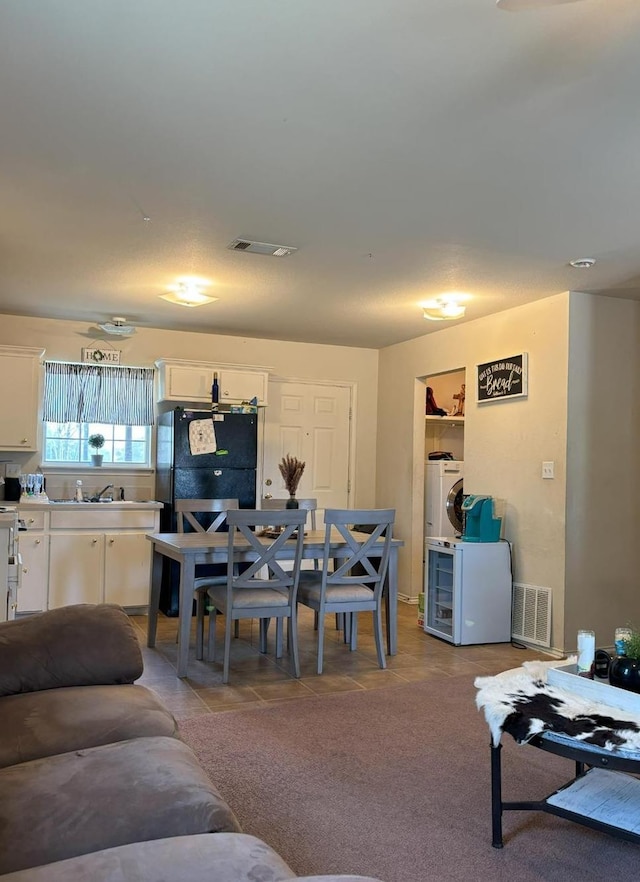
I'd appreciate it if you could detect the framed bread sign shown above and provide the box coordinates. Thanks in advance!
[477,353,528,404]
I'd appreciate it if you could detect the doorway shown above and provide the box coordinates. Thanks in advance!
[262,380,352,522]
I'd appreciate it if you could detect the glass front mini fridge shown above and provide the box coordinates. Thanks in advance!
[424,537,512,645]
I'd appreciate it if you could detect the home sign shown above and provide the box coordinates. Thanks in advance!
[82,347,121,364]
[477,353,528,403]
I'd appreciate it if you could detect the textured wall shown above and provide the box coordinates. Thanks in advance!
[0,315,379,510]
[378,294,570,652]
[564,293,640,652]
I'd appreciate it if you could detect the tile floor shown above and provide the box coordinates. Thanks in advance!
[130,603,547,720]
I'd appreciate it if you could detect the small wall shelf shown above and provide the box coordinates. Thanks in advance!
[425,416,464,426]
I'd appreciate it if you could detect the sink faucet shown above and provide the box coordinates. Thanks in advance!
[91,484,114,502]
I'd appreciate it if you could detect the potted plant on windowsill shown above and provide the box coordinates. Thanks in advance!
[609,627,640,694]
[88,433,105,467]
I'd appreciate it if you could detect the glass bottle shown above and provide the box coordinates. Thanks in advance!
[211,372,220,406]
[615,627,632,657]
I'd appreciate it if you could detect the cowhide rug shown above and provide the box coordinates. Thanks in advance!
[475,659,640,753]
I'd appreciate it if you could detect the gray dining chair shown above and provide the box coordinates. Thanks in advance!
[260,497,319,569]
[175,498,239,661]
[205,507,308,683]
[296,508,395,674]
[261,497,328,630]
[260,497,318,530]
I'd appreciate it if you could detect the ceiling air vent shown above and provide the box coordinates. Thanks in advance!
[227,238,298,257]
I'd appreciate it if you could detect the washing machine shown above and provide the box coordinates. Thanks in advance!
[424,460,464,537]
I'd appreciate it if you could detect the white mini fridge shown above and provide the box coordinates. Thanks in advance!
[423,537,512,645]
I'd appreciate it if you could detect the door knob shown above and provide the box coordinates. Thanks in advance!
[265,479,272,486]
[264,493,273,499]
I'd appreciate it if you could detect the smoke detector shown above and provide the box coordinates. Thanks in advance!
[569,257,596,269]
[227,238,298,257]
[97,317,136,336]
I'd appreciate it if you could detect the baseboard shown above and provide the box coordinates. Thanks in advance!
[399,594,417,604]
[509,638,563,659]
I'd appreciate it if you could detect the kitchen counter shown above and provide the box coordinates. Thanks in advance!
[14,500,164,511]
[0,510,19,527]
[13,500,163,614]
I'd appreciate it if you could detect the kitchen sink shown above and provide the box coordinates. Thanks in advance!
[49,499,151,504]
[50,499,113,504]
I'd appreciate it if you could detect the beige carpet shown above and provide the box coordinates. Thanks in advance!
[180,675,639,882]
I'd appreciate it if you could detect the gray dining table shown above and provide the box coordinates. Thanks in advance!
[146,528,403,678]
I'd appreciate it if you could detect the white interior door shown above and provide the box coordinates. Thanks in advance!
[262,381,352,523]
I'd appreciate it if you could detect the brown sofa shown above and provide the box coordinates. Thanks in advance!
[0,604,382,882]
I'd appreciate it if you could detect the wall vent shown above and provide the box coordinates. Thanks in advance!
[227,238,298,257]
[511,583,552,648]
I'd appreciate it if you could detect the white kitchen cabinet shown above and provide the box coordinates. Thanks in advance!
[18,503,161,611]
[104,532,151,608]
[48,530,152,610]
[156,359,268,405]
[0,346,44,451]
[17,508,49,613]
[48,532,104,608]
[218,368,266,403]
[17,532,49,613]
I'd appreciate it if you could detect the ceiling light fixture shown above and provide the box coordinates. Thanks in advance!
[569,257,596,269]
[422,296,468,322]
[97,317,136,336]
[160,279,218,308]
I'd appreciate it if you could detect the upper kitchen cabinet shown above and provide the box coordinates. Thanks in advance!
[156,359,269,406]
[0,346,45,451]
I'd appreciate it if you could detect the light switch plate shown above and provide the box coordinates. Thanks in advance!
[542,461,555,479]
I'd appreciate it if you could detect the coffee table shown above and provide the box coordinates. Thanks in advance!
[491,731,640,847]
[489,666,640,847]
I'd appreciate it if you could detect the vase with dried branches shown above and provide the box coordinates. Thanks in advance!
[279,454,305,509]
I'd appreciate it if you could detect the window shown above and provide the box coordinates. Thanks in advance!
[42,362,155,467]
[44,422,150,465]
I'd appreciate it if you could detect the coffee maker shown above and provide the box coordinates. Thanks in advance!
[3,478,20,502]
[462,495,502,542]
[0,463,20,502]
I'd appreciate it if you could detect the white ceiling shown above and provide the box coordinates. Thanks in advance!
[2,0,640,349]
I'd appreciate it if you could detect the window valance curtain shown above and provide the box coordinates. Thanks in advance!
[43,362,155,425]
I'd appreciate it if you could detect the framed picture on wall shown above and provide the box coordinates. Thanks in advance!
[477,353,528,403]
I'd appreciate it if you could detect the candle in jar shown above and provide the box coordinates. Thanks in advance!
[577,629,595,678]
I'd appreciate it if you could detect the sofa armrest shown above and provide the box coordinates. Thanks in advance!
[0,604,143,696]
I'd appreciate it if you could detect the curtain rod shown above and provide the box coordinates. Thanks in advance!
[44,360,155,370]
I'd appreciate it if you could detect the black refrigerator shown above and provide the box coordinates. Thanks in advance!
[155,408,258,615]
